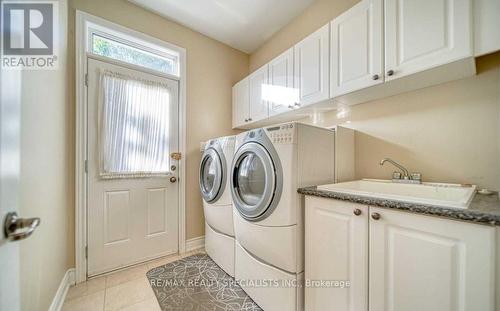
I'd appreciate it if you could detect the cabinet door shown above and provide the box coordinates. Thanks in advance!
[268,48,295,116]
[248,65,269,123]
[384,0,472,81]
[331,0,383,97]
[369,207,495,311]
[305,197,368,311]
[232,78,249,128]
[294,24,330,107]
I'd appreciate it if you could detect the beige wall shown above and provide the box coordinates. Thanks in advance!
[250,0,359,72]
[67,0,249,242]
[250,0,500,191]
[19,1,73,310]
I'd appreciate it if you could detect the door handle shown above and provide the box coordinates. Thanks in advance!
[4,212,40,241]
[170,176,177,183]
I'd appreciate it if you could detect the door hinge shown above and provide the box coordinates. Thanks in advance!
[84,73,88,87]
[85,246,88,259]
[84,160,88,173]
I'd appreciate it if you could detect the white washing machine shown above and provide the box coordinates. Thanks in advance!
[230,122,354,311]
[199,135,236,277]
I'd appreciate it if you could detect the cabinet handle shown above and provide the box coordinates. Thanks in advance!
[371,212,381,220]
[372,74,379,80]
[288,104,294,109]
[353,208,362,216]
[387,70,394,76]
[294,103,301,107]
[248,118,252,122]
[244,119,248,122]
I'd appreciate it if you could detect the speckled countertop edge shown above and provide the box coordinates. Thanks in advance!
[298,186,500,226]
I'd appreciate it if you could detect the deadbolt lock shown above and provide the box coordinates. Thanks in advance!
[171,152,182,160]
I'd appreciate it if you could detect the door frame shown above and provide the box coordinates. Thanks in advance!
[75,11,187,283]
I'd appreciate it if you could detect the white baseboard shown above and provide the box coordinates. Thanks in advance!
[186,235,205,252]
[49,268,76,311]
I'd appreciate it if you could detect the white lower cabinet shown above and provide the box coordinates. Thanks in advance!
[305,197,496,311]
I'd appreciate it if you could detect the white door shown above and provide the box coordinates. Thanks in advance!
[331,0,384,96]
[294,24,330,107]
[248,65,269,123]
[384,0,472,81]
[305,197,368,311]
[0,66,21,311]
[87,58,179,276]
[268,48,295,116]
[369,207,495,311]
[232,78,249,128]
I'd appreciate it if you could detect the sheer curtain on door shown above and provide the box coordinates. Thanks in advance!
[98,70,171,179]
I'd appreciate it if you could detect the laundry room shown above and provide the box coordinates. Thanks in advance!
[1,0,499,310]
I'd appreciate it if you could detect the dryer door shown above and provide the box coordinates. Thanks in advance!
[199,148,226,203]
[231,142,281,221]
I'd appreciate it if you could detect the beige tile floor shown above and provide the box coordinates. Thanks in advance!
[62,249,204,311]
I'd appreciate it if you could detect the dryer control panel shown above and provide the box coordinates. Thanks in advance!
[267,123,296,144]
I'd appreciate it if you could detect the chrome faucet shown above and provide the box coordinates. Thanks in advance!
[379,158,422,184]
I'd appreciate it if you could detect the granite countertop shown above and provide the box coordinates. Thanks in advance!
[298,186,500,226]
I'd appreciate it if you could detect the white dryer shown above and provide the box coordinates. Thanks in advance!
[230,122,354,311]
[199,135,235,276]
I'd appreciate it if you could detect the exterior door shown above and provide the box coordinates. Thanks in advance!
[331,0,384,96]
[268,48,295,116]
[369,206,495,311]
[384,0,472,81]
[248,65,269,123]
[87,57,179,276]
[294,24,330,107]
[305,197,368,311]
[0,66,21,311]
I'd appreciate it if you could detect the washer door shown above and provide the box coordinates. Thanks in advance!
[199,148,226,203]
[231,142,279,221]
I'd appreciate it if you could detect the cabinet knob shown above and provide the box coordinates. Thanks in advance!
[244,119,248,122]
[288,104,294,109]
[387,70,395,76]
[353,208,362,216]
[294,102,301,107]
[372,74,379,80]
[248,118,252,122]
[371,212,381,220]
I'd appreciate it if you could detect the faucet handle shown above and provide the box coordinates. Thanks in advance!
[410,173,422,182]
[392,171,402,180]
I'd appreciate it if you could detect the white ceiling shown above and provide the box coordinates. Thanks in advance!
[129,0,315,53]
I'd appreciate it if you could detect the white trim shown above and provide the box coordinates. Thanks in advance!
[186,236,206,252]
[48,268,76,311]
[75,11,187,283]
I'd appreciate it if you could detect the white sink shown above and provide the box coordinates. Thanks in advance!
[317,179,476,209]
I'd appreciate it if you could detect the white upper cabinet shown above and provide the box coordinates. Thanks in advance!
[331,0,384,97]
[232,78,249,129]
[294,24,330,107]
[384,0,472,81]
[474,0,500,56]
[369,207,495,311]
[268,48,296,116]
[248,64,269,123]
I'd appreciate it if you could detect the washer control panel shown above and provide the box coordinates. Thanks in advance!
[267,123,295,144]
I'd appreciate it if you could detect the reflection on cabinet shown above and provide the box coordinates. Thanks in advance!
[305,197,496,311]
[384,0,472,80]
[268,48,295,116]
[331,0,383,97]
[294,24,330,107]
[248,65,269,123]
[305,198,368,311]
[232,78,249,128]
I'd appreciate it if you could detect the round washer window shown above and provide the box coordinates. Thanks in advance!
[236,153,266,206]
[201,156,217,193]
